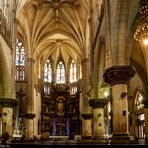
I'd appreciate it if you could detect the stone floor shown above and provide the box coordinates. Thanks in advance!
[0,139,147,147]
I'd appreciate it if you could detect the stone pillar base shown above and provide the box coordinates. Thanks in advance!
[92,135,105,140]
[145,137,148,144]
[111,133,130,144]
[81,136,92,140]
[91,135,107,144]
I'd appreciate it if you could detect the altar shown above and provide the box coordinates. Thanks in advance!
[49,136,68,141]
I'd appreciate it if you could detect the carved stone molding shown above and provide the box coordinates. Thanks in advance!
[23,113,36,119]
[0,98,17,108]
[89,98,109,108]
[103,66,135,86]
[81,114,92,120]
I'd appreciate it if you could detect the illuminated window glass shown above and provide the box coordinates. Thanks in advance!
[136,92,144,110]
[137,113,145,138]
[44,59,52,82]
[70,60,77,83]
[44,85,51,94]
[70,86,77,95]
[16,38,25,66]
[56,61,65,83]
[15,38,25,80]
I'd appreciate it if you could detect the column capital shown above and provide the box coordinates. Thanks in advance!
[23,113,36,119]
[103,66,135,86]
[81,113,92,119]
[0,98,17,108]
[89,98,109,108]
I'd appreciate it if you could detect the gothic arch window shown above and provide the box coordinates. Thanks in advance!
[56,61,65,84]
[135,91,144,110]
[15,38,25,80]
[69,60,77,83]
[44,59,52,82]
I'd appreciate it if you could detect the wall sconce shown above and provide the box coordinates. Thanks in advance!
[3,113,7,116]
[98,113,102,117]
[120,92,127,98]
[122,111,126,116]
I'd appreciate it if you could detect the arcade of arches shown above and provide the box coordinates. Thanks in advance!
[0,0,148,144]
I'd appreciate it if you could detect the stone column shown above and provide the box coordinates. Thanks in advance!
[89,98,109,142]
[0,98,16,137]
[81,114,92,139]
[143,99,148,144]
[2,108,13,136]
[81,58,92,139]
[14,88,25,135]
[26,57,34,113]
[103,66,135,144]
[24,113,36,140]
[25,57,35,139]
[0,107,2,135]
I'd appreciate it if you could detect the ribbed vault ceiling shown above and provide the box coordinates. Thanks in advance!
[16,0,90,64]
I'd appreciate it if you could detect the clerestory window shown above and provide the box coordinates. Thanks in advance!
[70,60,77,83]
[56,61,65,84]
[44,59,52,82]
[15,38,25,80]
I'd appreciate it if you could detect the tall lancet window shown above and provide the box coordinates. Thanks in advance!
[15,38,25,80]
[44,59,52,82]
[70,60,77,83]
[56,61,65,83]
[136,91,144,110]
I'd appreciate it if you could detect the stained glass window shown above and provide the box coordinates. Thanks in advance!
[44,59,52,82]
[15,38,25,80]
[136,91,144,110]
[56,61,65,83]
[70,60,77,83]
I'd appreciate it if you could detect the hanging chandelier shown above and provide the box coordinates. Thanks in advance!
[139,0,148,16]
[134,23,148,44]
[133,0,148,44]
